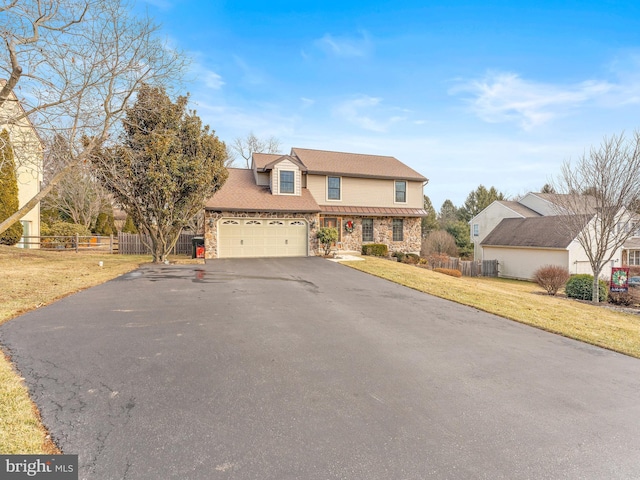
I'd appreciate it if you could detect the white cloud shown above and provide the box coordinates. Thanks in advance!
[451,72,614,130]
[300,97,315,108]
[333,96,410,132]
[203,71,224,90]
[314,31,372,58]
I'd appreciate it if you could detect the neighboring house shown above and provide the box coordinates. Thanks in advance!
[0,85,43,247]
[473,192,635,280]
[204,147,428,259]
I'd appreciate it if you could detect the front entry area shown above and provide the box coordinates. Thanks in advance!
[218,218,308,258]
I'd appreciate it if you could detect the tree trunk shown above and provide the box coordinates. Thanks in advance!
[592,269,601,303]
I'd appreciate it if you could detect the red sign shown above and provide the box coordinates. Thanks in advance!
[610,267,630,293]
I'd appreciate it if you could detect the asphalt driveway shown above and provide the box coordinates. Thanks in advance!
[2,257,640,479]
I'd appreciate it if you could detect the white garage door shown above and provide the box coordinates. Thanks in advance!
[218,218,308,258]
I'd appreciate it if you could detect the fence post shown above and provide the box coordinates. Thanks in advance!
[110,234,113,254]
[75,233,79,253]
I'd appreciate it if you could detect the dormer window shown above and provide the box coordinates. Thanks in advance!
[280,170,294,194]
[328,176,341,200]
[395,181,407,203]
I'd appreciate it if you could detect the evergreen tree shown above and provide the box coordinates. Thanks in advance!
[91,85,228,263]
[458,185,506,222]
[0,130,24,245]
[421,195,438,237]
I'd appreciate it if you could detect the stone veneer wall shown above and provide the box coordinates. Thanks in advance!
[204,211,320,259]
[336,216,422,254]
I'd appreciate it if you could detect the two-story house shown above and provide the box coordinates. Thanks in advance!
[471,192,637,280]
[0,84,43,247]
[203,147,428,258]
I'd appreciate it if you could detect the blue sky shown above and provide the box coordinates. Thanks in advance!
[137,0,640,209]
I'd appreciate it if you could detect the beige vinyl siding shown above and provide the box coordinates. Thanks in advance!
[307,175,423,208]
[255,171,270,186]
[271,159,301,195]
[2,96,43,241]
[482,246,569,280]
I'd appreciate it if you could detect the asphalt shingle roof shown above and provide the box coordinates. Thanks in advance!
[481,215,593,248]
[205,169,320,213]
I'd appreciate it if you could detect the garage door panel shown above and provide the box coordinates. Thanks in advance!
[218,218,308,258]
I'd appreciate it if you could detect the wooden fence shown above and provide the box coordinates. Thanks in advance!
[21,235,116,253]
[17,232,196,256]
[117,232,195,255]
[428,255,498,277]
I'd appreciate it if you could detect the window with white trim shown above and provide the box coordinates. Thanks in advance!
[629,250,640,265]
[328,176,341,200]
[280,170,294,194]
[473,224,479,236]
[395,181,407,203]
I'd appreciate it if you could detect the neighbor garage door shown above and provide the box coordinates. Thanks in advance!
[218,218,308,258]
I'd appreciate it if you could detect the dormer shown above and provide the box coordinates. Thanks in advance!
[252,153,307,196]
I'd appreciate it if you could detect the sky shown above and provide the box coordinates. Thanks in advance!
[136,0,640,210]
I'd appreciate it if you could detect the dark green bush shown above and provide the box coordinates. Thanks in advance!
[392,251,406,262]
[565,274,608,302]
[362,243,388,256]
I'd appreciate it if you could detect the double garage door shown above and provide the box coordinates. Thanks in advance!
[218,218,308,258]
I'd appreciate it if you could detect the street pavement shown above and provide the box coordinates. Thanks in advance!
[1,257,640,479]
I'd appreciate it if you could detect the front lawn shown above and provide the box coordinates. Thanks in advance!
[343,256,640,359]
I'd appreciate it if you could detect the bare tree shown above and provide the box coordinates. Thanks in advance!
[42,135,110,228]
[0,0,186,235]
[553,132,640,302]
[230,132,281,168]
[421,230,459,257]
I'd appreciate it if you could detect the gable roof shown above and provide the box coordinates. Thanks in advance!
[252,148,427,181]
[530,192,599,215]
[205,168,320,213]
[291,148,427,181]
[494,200,541,218]
[481,215,593,249]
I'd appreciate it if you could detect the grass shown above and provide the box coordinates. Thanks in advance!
[0,246,157,454]
[343,256,640,359]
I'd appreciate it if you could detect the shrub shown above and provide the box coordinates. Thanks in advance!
[0,130,23,246]
[609,292,634,306]
[433,267,462,278]
[316,227,338,256]
[94,211,116,235]
[565,274,608,302]
[403,253,420,265]
[122,214,138,234]
[427,253,450,269]
[392,251,406,262]
[362,243,388,256]
[533,265,571,295]
[41,221,91,248]
[421,230,458,257]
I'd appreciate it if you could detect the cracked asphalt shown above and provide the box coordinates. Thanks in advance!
[2,257,640,479]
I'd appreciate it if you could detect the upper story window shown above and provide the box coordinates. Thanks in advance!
[328,176,341,200]
[473,224,479,237]
[280,170,295,194]
[395,181,407,203]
